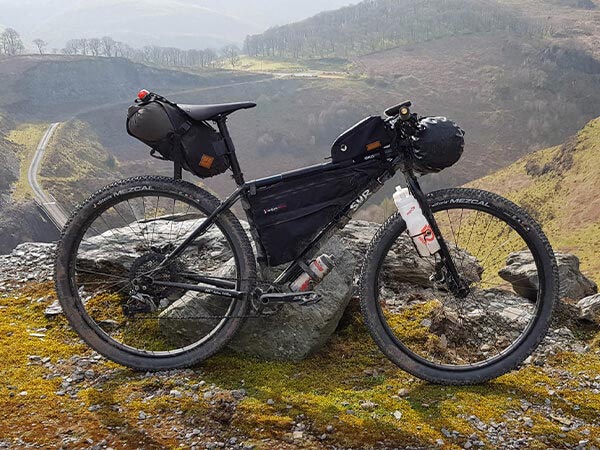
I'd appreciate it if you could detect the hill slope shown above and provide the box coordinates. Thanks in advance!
[245,0,544,58]
[469,116,600,282]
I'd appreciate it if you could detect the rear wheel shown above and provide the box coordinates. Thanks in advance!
[55,176,256,370]
[360,188,558,385]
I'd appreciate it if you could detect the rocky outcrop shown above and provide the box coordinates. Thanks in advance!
[499,251,598,301]
[0,242,55,291]
[2,217,598,363]
[158,236,356,360]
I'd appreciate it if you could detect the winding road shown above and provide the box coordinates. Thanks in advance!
[29,122,68,229]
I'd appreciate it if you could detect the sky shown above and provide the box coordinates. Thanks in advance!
[0,0,356,50]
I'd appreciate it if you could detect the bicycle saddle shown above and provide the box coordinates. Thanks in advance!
[178,102,256,121]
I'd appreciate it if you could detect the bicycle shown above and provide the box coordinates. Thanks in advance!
[54,94,558,385]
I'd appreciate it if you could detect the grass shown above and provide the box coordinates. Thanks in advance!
[468,117,600,284]
[40,120,121,209]
[235,56,352,75]
[1,282,599,448]
[6,123,49,201]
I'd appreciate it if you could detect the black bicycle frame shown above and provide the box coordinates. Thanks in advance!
[153,115,465,296]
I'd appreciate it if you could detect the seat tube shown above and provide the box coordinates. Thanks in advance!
[216,117,245,186]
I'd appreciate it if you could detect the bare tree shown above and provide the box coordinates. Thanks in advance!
[0,28,25,56]
[88,38,101,56]
[221,45,241,68]
[101,36,115,57]
[33,38,47,55]
[75,38,89,55]
[63,39,79,55]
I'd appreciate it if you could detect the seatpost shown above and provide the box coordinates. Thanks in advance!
[215,116,245,186]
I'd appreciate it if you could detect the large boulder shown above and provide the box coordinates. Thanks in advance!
[159,236,356,360]
[229,237,355,360]
[499,251,597,301]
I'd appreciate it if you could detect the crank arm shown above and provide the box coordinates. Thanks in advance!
[259,291,321,305]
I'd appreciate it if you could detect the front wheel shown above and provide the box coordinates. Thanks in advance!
[359,188,558,385]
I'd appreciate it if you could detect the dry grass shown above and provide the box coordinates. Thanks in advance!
[469,117,600,282]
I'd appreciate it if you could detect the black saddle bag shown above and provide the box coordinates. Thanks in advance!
[247,160,386,266]
[331,116,393,164]
[127,95,230,178]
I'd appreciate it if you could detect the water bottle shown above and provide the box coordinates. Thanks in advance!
[290,254,336,292]
[393,187,440,257]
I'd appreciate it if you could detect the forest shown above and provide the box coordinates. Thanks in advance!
[244,0,551,59]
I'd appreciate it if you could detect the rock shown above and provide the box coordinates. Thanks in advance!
[169,389,182,398]
[292,431,304,440]
[341,221,482,289]
[230,236,356,360]
[44,300,63,317]
[360,400,377,410]
[577,294,600,324]
[499,251,597,301]
[392,410,403,420]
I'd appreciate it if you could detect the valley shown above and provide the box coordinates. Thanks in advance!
[1,0,600,258]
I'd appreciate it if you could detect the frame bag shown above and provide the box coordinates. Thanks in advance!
[127,98,230,178]
[248,160,386,266]
[331,116,393,164]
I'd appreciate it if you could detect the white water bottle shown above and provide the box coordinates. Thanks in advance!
[290,254,335,292]
[393,187,441,257]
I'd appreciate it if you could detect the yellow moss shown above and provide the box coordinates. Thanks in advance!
[2,282,600,448]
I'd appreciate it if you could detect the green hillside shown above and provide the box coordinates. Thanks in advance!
[469,116,600,282]
[39,121,123,210]
[244,0,544,59]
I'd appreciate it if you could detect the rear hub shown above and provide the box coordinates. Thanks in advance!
[123,252,184,316]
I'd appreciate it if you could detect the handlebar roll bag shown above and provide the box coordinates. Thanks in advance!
[410,117,465,174]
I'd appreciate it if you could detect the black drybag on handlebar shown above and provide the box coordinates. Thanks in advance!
[410,117,465,174]
[126,94,230,178]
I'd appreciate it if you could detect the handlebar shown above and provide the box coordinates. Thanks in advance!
[385,101,412,119]
[384,100,420,140]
